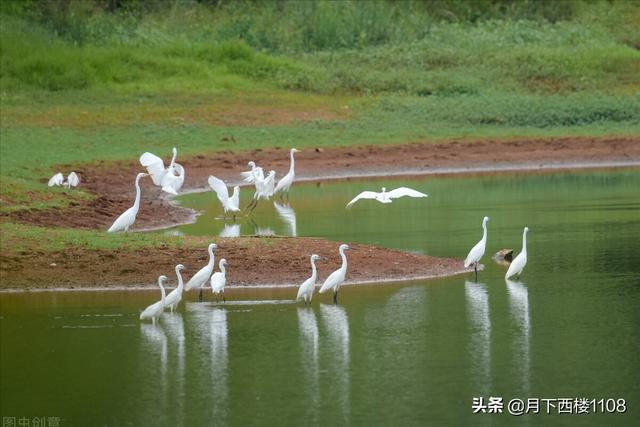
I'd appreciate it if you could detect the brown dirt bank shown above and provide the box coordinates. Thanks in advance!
[0,237,467,291]
[5,136,639,231]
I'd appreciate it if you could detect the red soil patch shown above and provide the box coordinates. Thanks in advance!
[0,237,465,290]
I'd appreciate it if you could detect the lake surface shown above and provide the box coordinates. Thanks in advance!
[1,168,639,426]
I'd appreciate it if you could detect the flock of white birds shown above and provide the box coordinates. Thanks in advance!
[48,146,529,323]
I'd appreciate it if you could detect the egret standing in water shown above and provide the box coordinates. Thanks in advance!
[274,148,300,200]
[464,216,489,279]
[211,259,228,302]
[164,264,186,312]
[140,147,185,195]
[246,170,276,212]
[108,172,148,232]
[140,275,167,325]
[319,244,354,304]
[208,175,240,219]
[346,187,427,208]
[297,254,321,305]
[506,227,529,280]
[185,243,217,301]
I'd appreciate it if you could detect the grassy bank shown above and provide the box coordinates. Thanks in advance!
[1,0,639,254]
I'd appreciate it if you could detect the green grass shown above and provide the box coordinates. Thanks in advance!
[1,0,639,253]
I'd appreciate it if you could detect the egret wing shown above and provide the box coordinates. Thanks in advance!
[139,152,166,185]
[67,172,80,187]
[345,191,379,208]
[48,172,64,187]
[387,187,428,199]
[208,175,230,204]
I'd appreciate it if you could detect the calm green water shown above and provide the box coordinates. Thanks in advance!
[1,169,639,426]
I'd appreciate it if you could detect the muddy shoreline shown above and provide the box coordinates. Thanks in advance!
[1,136,638,291]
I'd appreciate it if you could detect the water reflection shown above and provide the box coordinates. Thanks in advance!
[297,307,320,423]
[140,323,168,413]
[274,202,297,237]
[506,279,530,395]
[209,308,229,424]
[464,280,491,393]
[163,313,186,427]
[320,304,350,424]
[219,223,241,238]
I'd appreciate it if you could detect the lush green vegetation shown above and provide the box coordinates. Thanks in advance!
[0,0,638,251]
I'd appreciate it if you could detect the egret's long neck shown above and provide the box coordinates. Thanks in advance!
[220,264,226,275]
[169,150,177,169]
[339,248,348,273]
[481,222,488,243]
[288,150,296,175]
[522,231,528,255]
[310,258,318,280]
[159,281,166,304]
[133,176,143,210]
[207,248,216,268]
[176,270,184,292]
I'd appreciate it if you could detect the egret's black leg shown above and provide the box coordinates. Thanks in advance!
[199,288,203,302]
[474,263,478,281]
[333,290,338,305]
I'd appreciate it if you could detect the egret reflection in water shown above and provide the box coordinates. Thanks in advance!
[219,223,241,238]
[274,202,297,236]
[140,323,169,418]
[297,307,320,422]
[209,308,229,424]
[506,279,530,395]
[465,280,491,393]
[320,304,350,423]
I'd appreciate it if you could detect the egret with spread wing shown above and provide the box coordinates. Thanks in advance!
[64,172,80,188]
[108,172,147,232]
[139,147,185,195]
[246,170,276,212]
[208,175,240,219]
[346,187,427,208]
[240,161,264,183]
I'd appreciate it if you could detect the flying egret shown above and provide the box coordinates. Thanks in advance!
[506,227,529,280]
[107,172,148,232]
[246,170,276,211]
[63,172,80,188]
[240,161,264,183]
[48,172,64,187]
[319,244,354,304]
[346,187,428,208]
[139,147,185,195]
[211,259,228,302]
[184,243,217,301]
[297,254,321,305]
[464,216,490,279]
[208,175,240,219]
[140,275,167,325]
[164,264,186,312]
[273,148,300,200]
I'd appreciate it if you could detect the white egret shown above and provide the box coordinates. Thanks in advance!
[297,254,321,305]
[164,264,185,312]
[140,275,167,325]
[346,187,427,208]
[210,259,228,302]
[208,175,240,219]
[139,147,185,195]
[48,172,64,187]
[184,243,217,301]
[506,227,529,280]
[319,244,354,304]
[240,161,264,183]
[246,170,276,211]
[464,216,490,279]
[63,171,80,188]
[107,172,148,233]
[273,148,300,200]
